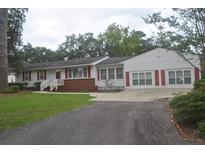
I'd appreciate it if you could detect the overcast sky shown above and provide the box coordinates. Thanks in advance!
[22,8,175,50]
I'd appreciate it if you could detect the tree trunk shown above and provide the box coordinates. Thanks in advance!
[0,9,8,91]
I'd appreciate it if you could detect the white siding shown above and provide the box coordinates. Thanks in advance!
[8,73,16,83]
[96,64,124,89]
[18,68,66,87]
[123,48,201,88]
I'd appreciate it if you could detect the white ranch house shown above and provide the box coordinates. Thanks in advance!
[15,48,201,92]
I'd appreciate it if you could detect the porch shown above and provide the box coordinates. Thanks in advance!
[40,78,97,92]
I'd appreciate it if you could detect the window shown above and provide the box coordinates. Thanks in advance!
[176,71,183,84]
[72,67,87,78]
[24,72,29,81]
[168,70,191,85]
[39,70,45,80]
[83,67,87,77]
[168,71,175,84]
[68,68,72,78]
[132,72,152,86]
[133,73,138,85]
[108,68,115,79]
[116,68,123,79]
[139,73,145,85]
[146,72,152,85]
[100,69,107,80]
[184,70,191,84]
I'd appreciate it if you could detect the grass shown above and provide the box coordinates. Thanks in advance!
[0,93,94,131]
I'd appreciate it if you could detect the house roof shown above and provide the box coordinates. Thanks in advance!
[22,56,107,70]
[97,56,134,66]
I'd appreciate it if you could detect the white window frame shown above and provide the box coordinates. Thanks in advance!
[116,68,123,79]
[39,70,45,80]
[108,68,115,80]
[100,69,107,80]
[168,69,192,85]
[24,72,29,81]
[132,71,152,86]
[68,67,88,79]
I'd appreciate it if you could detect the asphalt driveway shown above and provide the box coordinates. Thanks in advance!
[0,101,194,145]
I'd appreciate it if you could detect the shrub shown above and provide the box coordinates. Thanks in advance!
[194,79,205,91]
[11,85,19,93]
[8,83,28,90]
[198,121,205,138]
[33,82,41,90]
[1,85,19,93]
[170,91,205,123]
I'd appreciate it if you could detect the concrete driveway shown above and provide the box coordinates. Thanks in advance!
[90,88,191,102]
[0,101,195,145]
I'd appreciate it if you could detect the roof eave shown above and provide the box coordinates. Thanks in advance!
[23,63,94,71]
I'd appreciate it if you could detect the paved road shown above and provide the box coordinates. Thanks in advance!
[0,101,193,145]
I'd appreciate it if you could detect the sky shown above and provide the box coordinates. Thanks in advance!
[22,8,175,50]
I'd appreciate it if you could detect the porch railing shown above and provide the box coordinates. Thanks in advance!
[40,79,64,91]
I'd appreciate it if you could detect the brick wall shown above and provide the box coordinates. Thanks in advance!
[58,78,97,92]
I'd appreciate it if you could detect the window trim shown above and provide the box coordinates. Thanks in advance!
[67,66,88,79]
[100,69,107,80]
[24,72,30,81]
[116,68,123,79]
[168,69,192,85]
[108,68,115,80]
[132,71,153,86]
[39,70,45,80]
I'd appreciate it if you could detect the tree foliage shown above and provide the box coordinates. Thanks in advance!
[57,23,154,59]
[57,33,105,59]
[21,43,57,63]
[7,8,28,70]
[144,8,205,76]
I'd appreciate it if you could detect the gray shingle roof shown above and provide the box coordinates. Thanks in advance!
[22,56,107,70]
[97,56,134,66]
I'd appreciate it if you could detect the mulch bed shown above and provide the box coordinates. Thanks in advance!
[168,107,205,144]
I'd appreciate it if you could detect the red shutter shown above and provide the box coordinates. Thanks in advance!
[29,72,31,81]
[88,66,91,78]
[161,70,165,86]
[126,72,130,87]
[65,68,68,79]
[155,70,159,86]
[23,72,25,81]
[194,67,200,81]
[37,70,39,80]
[97,69,100,81]
[44,70,47,80]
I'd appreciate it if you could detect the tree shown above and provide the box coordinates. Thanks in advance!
[0,8,8,91]
[21,43,57,63]
[102,23,150,57]
[57,23,154,59]
[7,8,28,71]
[144,9,205,77]
[57,33,106,59]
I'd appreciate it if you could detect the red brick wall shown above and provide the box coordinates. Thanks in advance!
[59,78,97,92]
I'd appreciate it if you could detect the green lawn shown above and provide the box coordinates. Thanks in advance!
[0,93,94,131]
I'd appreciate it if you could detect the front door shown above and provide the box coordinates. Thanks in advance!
[56,71,61,79]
